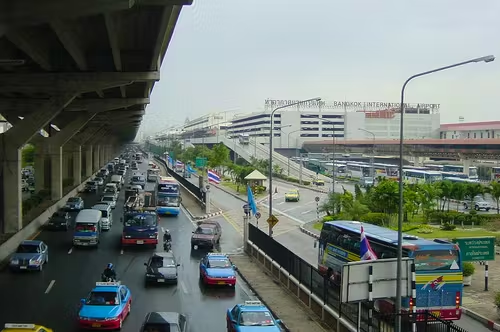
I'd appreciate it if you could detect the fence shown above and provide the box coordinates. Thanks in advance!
[248,223,468,332]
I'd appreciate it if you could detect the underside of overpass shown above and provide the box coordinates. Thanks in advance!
[0,0,192,233]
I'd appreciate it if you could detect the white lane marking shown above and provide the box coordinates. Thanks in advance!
[277,202,285,206]
[179,280,189,294]
[45,280,56,294]
[301,209,313,215]
[161,227,165,233]
[120,249,124,255]
[260,203,306,225]
[67,247,73,254]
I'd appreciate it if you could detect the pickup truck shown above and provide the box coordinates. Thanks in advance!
[463,196,492,211]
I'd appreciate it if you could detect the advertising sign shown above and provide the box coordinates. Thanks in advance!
[454,237,495,262]
[158,184,179,194]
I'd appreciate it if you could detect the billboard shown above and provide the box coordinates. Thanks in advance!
[264,99,440,112]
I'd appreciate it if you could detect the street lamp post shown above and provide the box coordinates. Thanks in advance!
[394,55,495,332]
[358,128,376,179]
[287,129,301,176]
[268,97,321,237]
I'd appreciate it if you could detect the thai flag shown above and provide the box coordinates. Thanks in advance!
[176,160,184,167]
[207,169,221,184]
[360,226,377,261]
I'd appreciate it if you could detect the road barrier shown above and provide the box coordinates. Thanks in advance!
[153,156,203,201]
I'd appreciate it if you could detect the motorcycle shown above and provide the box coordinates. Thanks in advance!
[163,240,172,251]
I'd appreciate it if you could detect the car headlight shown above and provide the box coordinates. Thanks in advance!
[146,273,156,277]
[31,257,42,265]
[125,235,131,238]
[104,317,119,321]
[10,259,19,265]
[228,275,236,279]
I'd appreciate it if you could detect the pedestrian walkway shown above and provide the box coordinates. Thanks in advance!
[230,254,332,332]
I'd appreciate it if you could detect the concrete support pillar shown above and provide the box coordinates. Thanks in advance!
[72,145,82,186]
[62,153,70,180]
[99,145,105,168]
[413,156,422,167]
[34,147,46,193]
[105,146,110,164]
[463,159,471,177]
[50,145,63,201]
[93,145,100,172]
[1,144,23,233]
[85,146,93,178]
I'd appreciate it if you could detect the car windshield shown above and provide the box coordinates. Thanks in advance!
[143,324,179,332]
[16,244,39,253]
[52,216,66,222]
[239,311,275,326]
[150,257,176,267]
[195,227,214,235]
[125,214,157,227]
[208,259,231,268]
[414,249,460,271]
[68,198,79,202]
[87,181,96,186]
[86,291,119,305]
[102,196,114,202]
[132,176,145,182]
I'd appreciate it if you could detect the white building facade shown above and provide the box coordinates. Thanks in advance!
[440,121,500,140]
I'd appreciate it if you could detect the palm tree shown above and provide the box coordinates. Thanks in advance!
[451,183,467,211]
[465,183,484,210]
[489,181,500,213]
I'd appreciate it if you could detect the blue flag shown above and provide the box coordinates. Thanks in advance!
[187,165,197,174]
[247,185,258,215]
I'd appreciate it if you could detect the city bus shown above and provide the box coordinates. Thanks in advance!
[442,165,478,181]
[491,166,500,181]
[403,169,442,184]
[238,133,250,144]
[156,176,181,216]
[373,163,399,180]
[121,192,159,248]
[440,171,470,180]
[317,221,462,321]
[135,152,144,164]
[425,164,444,172]
[346,162,371,179]
[443,177,479,184]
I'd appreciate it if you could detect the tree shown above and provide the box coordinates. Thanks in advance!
[354,184,363,201]
[368,179,399,215]
[451,182,467,211]
[489,181,500,213]
[465,183,484,210]
[210,143,230,168]
[320,192,342,215]
[22,144,35,166]
[436,180,453,211]
[169,140,183,161]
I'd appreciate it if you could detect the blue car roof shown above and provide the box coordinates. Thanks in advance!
[20,240,42,245]
[206,253,228,259]
[239,304,269,312]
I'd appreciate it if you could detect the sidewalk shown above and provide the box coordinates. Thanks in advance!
[300,221,500,330]
[230,254,332,332]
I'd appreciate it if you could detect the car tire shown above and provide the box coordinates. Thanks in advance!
[487,208,490,212]
[39,263,43,271]
[45,255,49,264]
[475,205,479,211]
[463,203,468,210]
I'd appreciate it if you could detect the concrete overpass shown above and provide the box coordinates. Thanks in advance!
[0,0,191,234]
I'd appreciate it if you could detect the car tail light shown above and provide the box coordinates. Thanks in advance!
[455,292,460,309]
[409,297,414,311]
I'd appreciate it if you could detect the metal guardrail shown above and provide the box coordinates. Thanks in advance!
[152,156,203,201]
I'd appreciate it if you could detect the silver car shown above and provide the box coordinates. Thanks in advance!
[9,240,49,272]
[100,195,117,209]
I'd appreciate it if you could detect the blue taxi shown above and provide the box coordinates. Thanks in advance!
[78,282,132,330]
[199,253,236,286]
[226,301,282,331]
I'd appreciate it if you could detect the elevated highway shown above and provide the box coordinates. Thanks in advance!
[0,0,192,234]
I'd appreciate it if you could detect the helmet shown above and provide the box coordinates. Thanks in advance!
[107,263,113,269]
[165,229,170,234]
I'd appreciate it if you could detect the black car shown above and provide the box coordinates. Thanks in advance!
[140,312,187,332]
[46,210,70,230]
[84,181,99,193]
[144,252,180,285]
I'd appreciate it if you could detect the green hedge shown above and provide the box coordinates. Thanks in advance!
[427,211,499,226]
[22,189,51,215]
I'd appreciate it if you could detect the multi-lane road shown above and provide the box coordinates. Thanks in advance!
[181,170,490,332]
[0,159,257,331]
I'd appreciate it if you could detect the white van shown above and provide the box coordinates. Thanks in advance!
[110,175,123,188]
[92,204,113,231]
[73,209,102,247]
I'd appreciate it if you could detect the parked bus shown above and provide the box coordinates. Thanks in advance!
[403,169,442,184]
[238,133,250,144]
[425,164,444,172]
[346,162,371,179]
[440,171,469,180]
[121,192,158,248]
[147,168,160,182]
[443,177,479,184]
[156,176,181,216]
[135,152,144,164]
[491,166,500,181]
[442,165,478,181]
[317,221,462,321]
[373,163,399,180]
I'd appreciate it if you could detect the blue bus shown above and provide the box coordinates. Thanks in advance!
[156,176,181,216]
[317,221,463,321]
[121,209,159,248]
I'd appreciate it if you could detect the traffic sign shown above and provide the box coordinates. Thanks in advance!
[267,214,279,229]
[315,196,320,202]
[255,212,261,219]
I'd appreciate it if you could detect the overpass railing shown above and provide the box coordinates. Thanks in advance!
[248,223,469,332]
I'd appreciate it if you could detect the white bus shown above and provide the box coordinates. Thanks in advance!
[440,171,469,179]
[403,169,442,184]
[238,134,249,144]
[373,163,398,179]
[346,162,371,179]
[425,164,444,172]
[443,177,479,184]
[442,165,478,180]
[147,168,161,182]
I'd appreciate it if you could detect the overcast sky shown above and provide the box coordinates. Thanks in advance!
[141,0,500,135]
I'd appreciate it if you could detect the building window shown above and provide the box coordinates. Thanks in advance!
[322,114,343,119]
[481,132,483,139]
[467,132,470,138]
[474,133,476,139]
[300,133,319,137]
[301,127,319,131]
[301,114,319,118]
[301,121,319,125]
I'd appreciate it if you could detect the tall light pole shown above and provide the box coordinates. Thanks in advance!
[268,97,321,237]
[274,124,292,149]
[395,55,494,332]
[287,129,301,149]
[358,128,376,179]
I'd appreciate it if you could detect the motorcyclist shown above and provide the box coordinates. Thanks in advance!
[102,263,117,281]
[163,230,172,251]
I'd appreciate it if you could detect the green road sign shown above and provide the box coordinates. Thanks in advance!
[195,157,207,168]
[454,236,496,262]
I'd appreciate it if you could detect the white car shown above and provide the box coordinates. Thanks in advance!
[464,196,492,211]
[100,195,117,209]
[93,177,104,186]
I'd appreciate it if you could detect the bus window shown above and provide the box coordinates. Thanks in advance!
[414,249,460,271]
